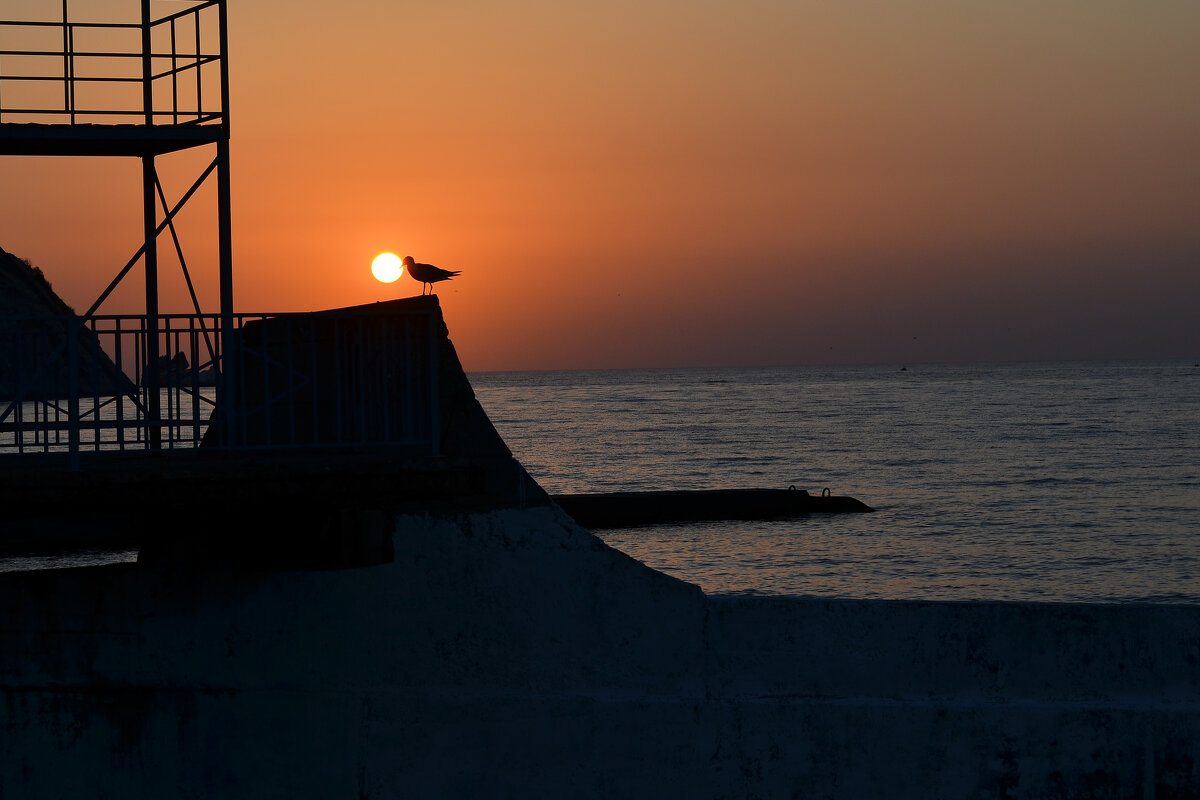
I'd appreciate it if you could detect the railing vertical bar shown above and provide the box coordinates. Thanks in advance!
[173,324,182,447]
[181,324,189,446]
[161,319,170,446]
[173,323,182,445]
[141,0,153,123]
[88,318,101,450]
[0,20,5,121]
[171,19,179,124]
[101,319,110,450]
[218,0,230,133]
[190,316,201,445]
[113,317,124,450]
[125,318,135,450]
[61,1,70,121]
[134,317,143,444]
[179,323,188,447]
[67,317,80,469]
[34,328,41,449]
[194,9,202,120]
[32,383,39,451]
[165,322,170,447]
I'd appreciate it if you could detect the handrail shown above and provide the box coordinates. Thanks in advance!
[0,310,442,463]
[0,1,226,126]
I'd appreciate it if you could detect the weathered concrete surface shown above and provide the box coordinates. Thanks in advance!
[1,506,1198,799]
[2,295,1197,797]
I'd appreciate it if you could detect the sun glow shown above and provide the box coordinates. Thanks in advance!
[371,252,403,283]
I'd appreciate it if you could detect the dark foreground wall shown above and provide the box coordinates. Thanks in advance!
[2,298,1197,798]
[1,506,1198,799]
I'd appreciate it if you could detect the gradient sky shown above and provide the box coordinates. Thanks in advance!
[2,0,1198,370]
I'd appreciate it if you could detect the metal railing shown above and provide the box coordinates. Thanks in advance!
[0,310,441,465]
[0,0,226,126]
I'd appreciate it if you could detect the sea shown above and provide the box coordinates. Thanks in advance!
[3,360,1197,604]
[470,360,1200,604]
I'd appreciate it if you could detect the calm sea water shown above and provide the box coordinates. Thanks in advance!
[471,361,1200,603]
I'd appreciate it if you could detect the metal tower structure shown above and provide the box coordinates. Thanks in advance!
[0,0,232,450]
[1,1,443,471]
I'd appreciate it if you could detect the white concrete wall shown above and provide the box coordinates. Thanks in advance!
[2,507,1198,798]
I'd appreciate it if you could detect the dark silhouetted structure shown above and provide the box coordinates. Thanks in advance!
[1,0,234,460]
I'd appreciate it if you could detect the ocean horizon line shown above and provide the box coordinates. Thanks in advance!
[468,355,1198,377]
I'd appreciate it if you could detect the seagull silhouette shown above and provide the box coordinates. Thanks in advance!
[402,256,461,295]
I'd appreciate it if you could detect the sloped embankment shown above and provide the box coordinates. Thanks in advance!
[0,245,127,399]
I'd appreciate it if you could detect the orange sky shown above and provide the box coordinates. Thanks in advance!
[2,0,1199,370]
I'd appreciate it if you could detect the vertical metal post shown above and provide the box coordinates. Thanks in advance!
[194,11,202,119]
[216,139,235,444]
[216,0,237,446]
[140,0,161,449]
[218,0,230,135]
[142,155,161,449]
[170,19,178,124]
[141,0,152,125]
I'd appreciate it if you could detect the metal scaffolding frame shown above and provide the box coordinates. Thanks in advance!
[0,0,234,451]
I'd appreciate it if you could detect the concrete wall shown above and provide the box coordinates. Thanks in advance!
[2,506,1198,799]
[3,299,1197,797]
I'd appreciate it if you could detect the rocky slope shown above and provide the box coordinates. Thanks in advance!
[0,245,127,399]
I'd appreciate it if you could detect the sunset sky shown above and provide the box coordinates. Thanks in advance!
[2,0,1198,371]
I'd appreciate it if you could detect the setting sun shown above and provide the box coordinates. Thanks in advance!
[371,252,402,283]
